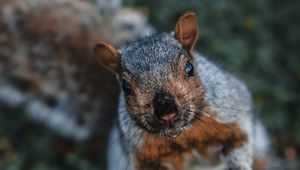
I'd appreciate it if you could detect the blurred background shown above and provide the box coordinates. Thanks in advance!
[0,0,299,169]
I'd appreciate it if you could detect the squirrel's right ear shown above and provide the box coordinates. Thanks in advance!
[175,12,199,54]
[93,42,120,73]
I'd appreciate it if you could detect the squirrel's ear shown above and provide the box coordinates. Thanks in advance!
[175,12,199,53]
[93,42,120,73]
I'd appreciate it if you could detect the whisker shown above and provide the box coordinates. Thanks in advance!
[204,102,250,113]
[198,63,221,85]
[200,110,210,117]
[117,125,139,170]
[180,84,203,99]
[144,132,150,162]
[126,129,145,170]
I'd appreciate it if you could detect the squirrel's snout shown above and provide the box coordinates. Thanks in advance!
[153,92,179,124]
[160,113,177,123]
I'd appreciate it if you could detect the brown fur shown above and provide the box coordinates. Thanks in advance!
[175,12,199,54]
[120,52,205,135]
[94,12,250,170]
[135,107,247,170]
[94,13,202,134]
[94,42,121,72]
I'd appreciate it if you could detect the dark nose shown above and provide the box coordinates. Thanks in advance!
[153,92,178,123]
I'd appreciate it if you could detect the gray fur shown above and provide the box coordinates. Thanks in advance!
[195,53,255,169]
[120,33,183,90]
[107,32,269,170]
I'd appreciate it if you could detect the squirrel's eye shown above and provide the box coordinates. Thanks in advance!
[121,80,132,95]
[185,61,194,77]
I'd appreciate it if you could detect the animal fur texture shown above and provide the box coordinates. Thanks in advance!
[0,0,154,140]
[95,12,269,170]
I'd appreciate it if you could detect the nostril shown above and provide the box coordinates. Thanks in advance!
[153,91,179,123]
[159,113,177,123]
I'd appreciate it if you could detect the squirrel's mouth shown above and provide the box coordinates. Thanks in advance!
[157,123,192,138]
[161,128,184,138]
[140,118,191,138]
[133,108,199,137]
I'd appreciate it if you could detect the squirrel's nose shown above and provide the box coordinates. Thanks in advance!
[159,113,177,123]
[153,91,179,123]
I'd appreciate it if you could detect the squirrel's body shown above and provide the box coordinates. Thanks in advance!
[107,52,268,170]
[94,13,269,170]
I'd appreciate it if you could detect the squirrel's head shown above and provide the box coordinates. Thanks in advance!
[94,12,204,137]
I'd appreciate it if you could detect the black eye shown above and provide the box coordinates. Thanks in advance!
[121,80,132,95]
[185,61,194,77]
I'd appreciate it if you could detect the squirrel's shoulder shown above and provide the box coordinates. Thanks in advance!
[194,52,249,91]
[194,52,253,122]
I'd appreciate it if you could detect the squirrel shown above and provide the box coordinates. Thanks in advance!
[94,12,270,170]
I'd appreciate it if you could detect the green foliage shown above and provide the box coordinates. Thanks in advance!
[0,106,104,170]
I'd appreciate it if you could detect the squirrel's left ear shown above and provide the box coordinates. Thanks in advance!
[93,42,120,73]
[175,12,199,54]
